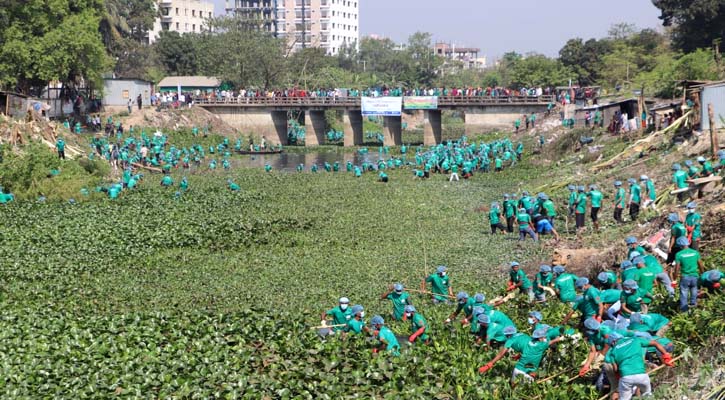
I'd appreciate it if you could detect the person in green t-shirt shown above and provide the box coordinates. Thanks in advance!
[718,150,725,173]
[422,266,453,304]
[628,312,671,337]
[343,305,370,336]
[667,213,687,264]
[576,278,604,321]
[697,156,713,177]
[488,202,506,234]
[553,265,578,303]
[514,118,521,133]
[673,237,703,312]
[567,185,577,216]
[684,202,702,250]
[574,186,587,230]
[370,316,400,356]
[56,139,66,160]
[516,208,537,242]
[640,175,657,210]
[160,175,173,187]
[478,326,530,374]
[507,261,534,301]
[627,178,641,221]
[671,163,689,202]
[541,194,557,221]
[381,284,412,321]
[620,280,653,317]
[613,181,626,223]
[320,297,353,336]
[625,236,647,260]
[587,184,603,231]
[504,194,515,233]
[685,160,700,178]
[511,328,563,387]
[596,271,619,290]
[405,305,430,345]
[698,269,723,295]
[475,313,508,347]
[533,265,553,302]
[633,256,656,299]
[494,157,503,172]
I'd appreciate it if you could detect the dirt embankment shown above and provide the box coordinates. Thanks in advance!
[120,107,238,136]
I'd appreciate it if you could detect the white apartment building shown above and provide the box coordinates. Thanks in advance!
[226,0,359,55]
[149,0,215,43]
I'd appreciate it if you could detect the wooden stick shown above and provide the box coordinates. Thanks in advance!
[310,323,347,330]
[407,289,455,299]
[132,162,162,173]
[536,367,575,384]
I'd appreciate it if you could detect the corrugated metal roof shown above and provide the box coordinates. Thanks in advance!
[157,76,221,88]
[701,83,725,130]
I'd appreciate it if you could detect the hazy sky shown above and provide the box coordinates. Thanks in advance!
[212,0,664,60]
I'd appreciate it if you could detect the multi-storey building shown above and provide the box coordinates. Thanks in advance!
[434,42,485,70]
[149,0,215,43]
[226,0,359,55]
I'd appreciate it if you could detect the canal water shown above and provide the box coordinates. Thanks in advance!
[234,149,401,171]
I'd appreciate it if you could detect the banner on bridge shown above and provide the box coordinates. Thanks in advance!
[361,97,402,116]
[403,96,438,110]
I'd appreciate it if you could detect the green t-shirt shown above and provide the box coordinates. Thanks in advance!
[489,208,501,224]
[601,271,618,287]
[630,184,641,203]
[345,318,366,334]
[671,222,686,239]
[56,140,65,151]
[505,200,515,218]
[568,192,578,207]
[621,289,648,316]
[673,170,688,189]
[161,176,173,186]
[675,248,700,277]
[615,188,626,208]
[533,272,553,295]
[517,212,531,230]
[555,273,577,302]
[581,286,602,318]
[495,158,502,168]
[640,313,669,333]
[326,306,353,329]
[510,269,532,289]
[483,322,506,343]
[702,161,713,174]
[685,212,702,239]
[515,339,550,373]
[410,313,429,341]
[488,310,515,328]
[600,289,622,304]
[605,337,646,377]
[425,273,450,301]
[386,292,410,320]
[635,268,656,294]
[520,196,533,211]
[575,193,587,213]
[645,180,656,200]
[455,297,475,319]
[588,190,603,208]
[699,270,723,285]
[377,326,400,355]
[643,255,663,275]
[505,333,531,353]
[542,200,556,217]
[622,267,639,283]
[627,246,646,259]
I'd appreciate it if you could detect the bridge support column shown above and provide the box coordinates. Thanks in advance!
[423,110,442,146]
[270,111,288,146]
[304,110,327,146]
[342,110,363,147]
[382,116,402,146]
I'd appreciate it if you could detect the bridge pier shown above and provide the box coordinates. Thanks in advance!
[304,110,327,146]
[423,110,442,146]
[342,110,363,147]
[203,106,288,145]
[382,116,402,146]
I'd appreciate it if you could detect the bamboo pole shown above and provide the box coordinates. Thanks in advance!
[709,104,719,158]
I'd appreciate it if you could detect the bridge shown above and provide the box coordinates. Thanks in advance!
[195,95,555,146]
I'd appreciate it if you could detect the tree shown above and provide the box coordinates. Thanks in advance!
[100,0,157,78]
[405,32,443,86]
[0,0,111,93]
[652,0,725,53]
[154,31,201,76]
[608,22,637,40]
[508,54,572,88]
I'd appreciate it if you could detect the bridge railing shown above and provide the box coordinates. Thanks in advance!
[193,95,555,107]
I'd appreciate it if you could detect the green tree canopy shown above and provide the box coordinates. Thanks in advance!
[652,0,725,53]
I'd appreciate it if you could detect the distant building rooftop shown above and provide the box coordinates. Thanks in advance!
[157,76,221,88]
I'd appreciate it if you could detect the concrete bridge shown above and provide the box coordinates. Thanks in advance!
[196,95,554,146]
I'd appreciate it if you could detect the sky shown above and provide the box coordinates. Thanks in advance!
[212,0,664,61]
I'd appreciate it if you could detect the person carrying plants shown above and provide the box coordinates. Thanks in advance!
[578,318,615,380]
[405,305,430,345]
[666,213,687,265]
[507,261,534,301]
[627,178,641,221]
[489,202,506,234]
[699,270,723,295]
[640,175,657,211]
[684,202,701,250]
[422,265,453,304]
[344,305,370,336]
[673,237,704,312]
[613,181,626,223]
[516,207,537,242]
[587,184,603,231]
[475,313,508,347]
[320,297,353,336]
[510,328,564,387]
[227,179,240,191]
[478,326,530,374]
[370,315,400,356]
[620,280,653,318]
[553,265,578,303]
[381,284,412,321]
[533,265,554,302]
